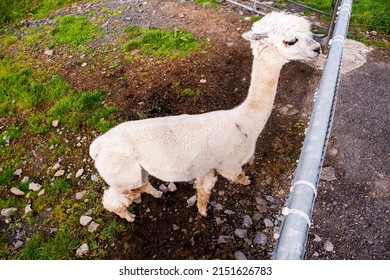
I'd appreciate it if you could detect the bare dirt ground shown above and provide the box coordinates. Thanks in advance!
[1,0,388,260]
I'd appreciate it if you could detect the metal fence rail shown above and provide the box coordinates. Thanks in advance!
[272,0,353,260]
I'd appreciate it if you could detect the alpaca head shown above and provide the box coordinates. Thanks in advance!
[243,12,321,62]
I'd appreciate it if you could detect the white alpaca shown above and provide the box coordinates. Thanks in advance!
[89,12,321,222]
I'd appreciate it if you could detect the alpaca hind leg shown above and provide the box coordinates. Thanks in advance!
[195,170,218,217]
[216,164,251,186]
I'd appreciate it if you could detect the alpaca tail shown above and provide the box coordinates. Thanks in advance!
[89,136,103,160]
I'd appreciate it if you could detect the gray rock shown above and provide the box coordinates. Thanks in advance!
[234,250,247,260]
[52,163,61,170]
[1,207,18,217]
[80,215,92,226]
[159,184,168,193]
[14,240,24,249]
[167,182,177,192]
[76,243,89,256]
[173,224,180,231]
[263,218,274,227]
[54,170,65,177]
[75,168,84,178]
[234,229,247,239]
[217,235,233,244]
[224,209,235,215]
[88,221,99,233]
[187,195,197,207]
[38,189,45,196]
[91,174,99,182]
[13,169,22,176]
[213,203,223,211]
[21,176,29,183]
[324,240,334,252]
[215,217,226,225]
[10,187,25,196]
[243,215,253,228]
[44,49,54,56]
[75,190,87,200]
[265,195,275,203]
[253,232,267,246]
[29,182,42,191]
[313,234,322,242]
[255,197,267,206]
[320,166,337,181]
[24,204,32,213]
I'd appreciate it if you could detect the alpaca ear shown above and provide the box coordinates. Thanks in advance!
[242,31,268,41]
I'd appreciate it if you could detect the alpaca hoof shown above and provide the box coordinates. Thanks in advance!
[123,212,136,222]
[198,208,208,217]
[117,209,136,222]
[235,172,251,186]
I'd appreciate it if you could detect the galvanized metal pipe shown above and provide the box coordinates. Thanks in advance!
[272,0,353,260]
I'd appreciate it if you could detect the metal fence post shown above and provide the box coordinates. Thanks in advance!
[272,0,353,260]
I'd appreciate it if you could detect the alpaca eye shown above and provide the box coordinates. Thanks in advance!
[286,38,299,46]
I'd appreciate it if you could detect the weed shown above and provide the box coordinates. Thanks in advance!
[17,227,79,260]
[194,0,218,7]
[51,14,102,50]
[182,88,201,99]
[123,26,200,58]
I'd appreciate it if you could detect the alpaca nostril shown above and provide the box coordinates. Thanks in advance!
[314,47,321,54]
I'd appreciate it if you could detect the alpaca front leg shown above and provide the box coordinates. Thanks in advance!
[216,165,251,186]
[103,187,135,222]
[195,170,218,217]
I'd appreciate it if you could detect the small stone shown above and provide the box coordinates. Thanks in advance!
[14,240,24,249]
[24,204,32,213]
[13,169,22,176]
[320,166,337,181]
[324,240,334,252]
[159,184,168,193]
[224,209,235,215]
[75,190,87,200]
[265,195,275,203]
[76,243,89,256]
[1,207,18,217]
[256,197,267,206]
[52,163,61,170]
[81,62,88,67]
[328,148,338,157]
[173,224,180,231]
[21,176,29,183]
[187,195,197,207]
[243,215,253,228]
[313,251,320,257]
[263,218,274,227]
[253,232,268,246]
[54,170,65,177]
[10,187,25,196]
[75,168,84,178]
[234,250,247,260]
[85,209,93,216]
[199,78,207,83]
[227,42,234,48]
[213,203,223,211]
[217,235,233,244]
[91,174,99,181]
[38,189,45,196]
[52,120,59,127]
[252,212,263,221]
[167,182,177,192]
[313,234,322,242]
[80,215,92,226]
[29,182,42,191]
[44,49,54,56]
[88,221,99,233]
[215,217,226,225]
[234,228,247,239]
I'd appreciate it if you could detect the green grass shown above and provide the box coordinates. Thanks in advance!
[51,14,103,49]
[194,0,218,7]
[297,0,390,34]
[182,88,201,99]
[0,0,80,25]
[17,227,79,260]
[123,25,200,58]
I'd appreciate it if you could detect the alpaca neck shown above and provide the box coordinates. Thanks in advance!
[238,46,286,128]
